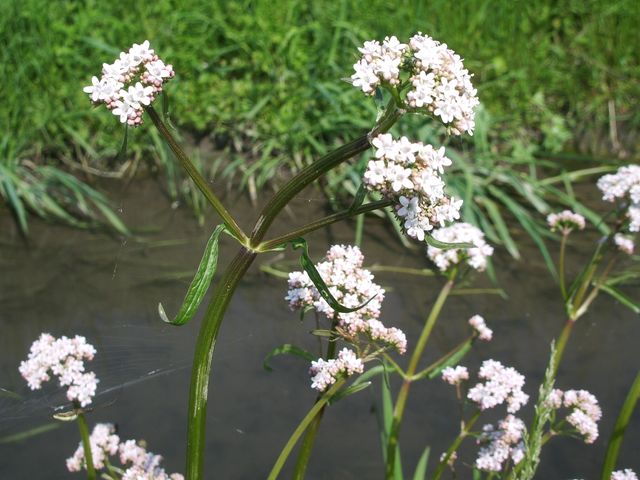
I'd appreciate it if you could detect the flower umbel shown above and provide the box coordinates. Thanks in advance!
[351,33,479,135]
[83,40,175,126]
[19,333,98,407]
[364,134,462,242]
[467,360,529,413]
[597,165,640,232]
[547,210,586,234]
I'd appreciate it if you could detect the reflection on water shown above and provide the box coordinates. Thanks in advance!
[0,180,638,479]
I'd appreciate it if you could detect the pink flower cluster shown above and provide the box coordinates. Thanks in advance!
[597,165,640,233]
[441,365,469,386]
[309,348,364,392]
[364,134,462,241]
[286,245,406,353]
[547,210,586,234]
[612,469,638,480]
[83,40,175,126]
[351,33,479,135]
[19,333,98,407]
[547,388,602,444]
[67,423,183,479]
[467,360,529,413]
[427,222,494,272]
[614,233,635,255]
[468,314,493,341]
[475,415,526,472]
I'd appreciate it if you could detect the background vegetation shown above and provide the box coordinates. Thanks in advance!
[1,0,638,233]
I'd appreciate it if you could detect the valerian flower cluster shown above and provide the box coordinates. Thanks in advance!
[364,134,462,241]
[546,388,602,444]
[597,165,640,233]
[19,333,98,407]
[83,40,174,126]
[351,34,479,135]
[286,245,406,391]
[427,222,494,272]
[67,423,183,479]
[547,210,586,234]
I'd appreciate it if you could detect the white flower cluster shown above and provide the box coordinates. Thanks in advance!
[475,415,526,472]
[547,388,602,444]
[83,40,175,126]
[547,210,586,234]
[286,245,406,353]
[309,348,364,392]
[19,333,98,407]
[614,233,635,255]
[427,222,494,272]
[67,423,183,479]
[597,165,640,232]
[364,134,462,241]
[441,365,469,385]
[351,33,479,135]
[467,360,529,413]
[468,314,493,341]
[612,469,638,480]
[66,423,120,472]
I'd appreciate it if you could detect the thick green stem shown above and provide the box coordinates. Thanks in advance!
[258,199,392,251]
[250,102,401,246]
[559,233,568,300]
[267,379,346,480]
[433,410,481,480]
[76,412,96,480]
[146,106,247,243]
[185,247,257,479]
[385,279,455,479]
[292,318,341,479]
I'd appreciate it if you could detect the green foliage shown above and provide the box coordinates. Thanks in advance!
[2,0,638,232]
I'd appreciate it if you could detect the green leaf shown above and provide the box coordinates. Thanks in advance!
[310,329,334,337]
[0,422,61,444]
[115,124,128,164]
[600,284,640,314]
[419,339,473,380]
[330,381,372,402]
[290,238,377,313]
[412,446,430,480]
[158,224,226,325]
[476,196,520,258]
[425,234,474,250]
[263,344,315,371]
[349,181,367,212]
[601,370,640,479]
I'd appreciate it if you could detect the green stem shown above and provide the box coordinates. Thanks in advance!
[385,278,455,479]
[258,199,392,251]
[146,106,248,244]
[185,247,257,479]
[292,318,341,479]
[76,412,96,480]
[267,379,346,480]
[553,319,575,376]
[433,410,481,480]
[601,369,640,479]
[559,233,568,300]
[250,101,401,246]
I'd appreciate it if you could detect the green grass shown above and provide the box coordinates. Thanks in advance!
[1,0,638,233]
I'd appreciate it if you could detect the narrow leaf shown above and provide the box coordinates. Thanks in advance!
[600,284,640,314]
[330,381,372,402]
[425,234,473,250]
[601,370,640,479]
[425,340,473,380]
[412,446,430,480]
[158,224,226,325]
[290,238,377,313]
[349,182,367,212]
[263,344,315,371]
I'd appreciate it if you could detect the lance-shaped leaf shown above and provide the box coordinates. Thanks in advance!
[263,344,315,372]
[425,234,474,250]
[289,238,377,314]
[348,182,368,212]
[600,283,640,314]
[412,447,430,480]
[158,224,226,325]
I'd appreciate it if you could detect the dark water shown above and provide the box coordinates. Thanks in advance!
[0,180,638,479]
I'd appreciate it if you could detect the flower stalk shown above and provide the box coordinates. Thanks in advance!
[385,276,455,478]
[76,411,96,480]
